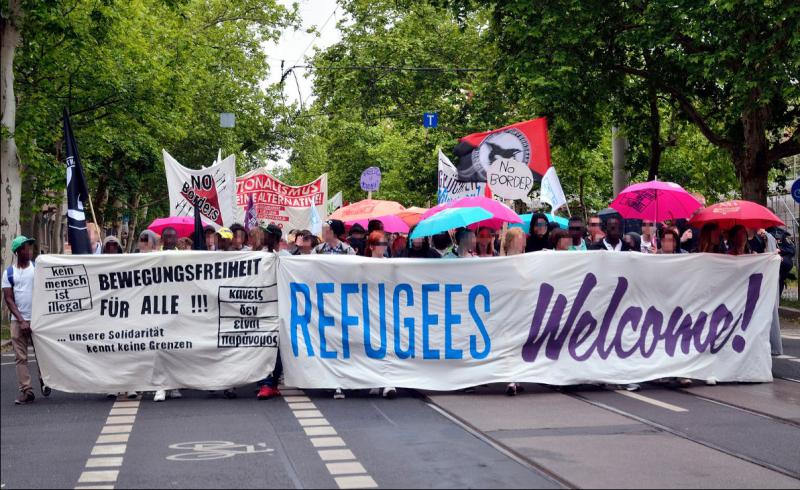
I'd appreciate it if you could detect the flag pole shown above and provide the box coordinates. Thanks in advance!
[86,191,99,229]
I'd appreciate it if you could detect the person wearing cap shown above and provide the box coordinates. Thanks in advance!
[216,227,233,251]
[102,236,123,254]
[229,223,247,251]
[347,223,367,256]
[312,220,356,256]
[264,224,290,256]
[3,236,50,405]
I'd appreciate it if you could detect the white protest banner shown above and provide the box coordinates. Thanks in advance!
[278,253,778,390]
[236,169,328,232]
[164,150,239,228]
[32,251,278,393]
[327,191,343,215]
[437,150,489,204]
[487,158,534,200]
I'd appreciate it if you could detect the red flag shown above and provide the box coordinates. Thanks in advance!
[454,117,553,181]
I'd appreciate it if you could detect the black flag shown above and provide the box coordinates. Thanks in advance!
[63,109,92,254]
[192,202,207,250]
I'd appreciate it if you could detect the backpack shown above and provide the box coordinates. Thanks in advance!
[6,260,34,289]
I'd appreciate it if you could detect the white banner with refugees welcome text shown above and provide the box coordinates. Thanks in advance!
[278,253,779,389]
[32,251,279,393]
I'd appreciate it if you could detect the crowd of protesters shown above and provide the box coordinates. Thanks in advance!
[4,204,794,405]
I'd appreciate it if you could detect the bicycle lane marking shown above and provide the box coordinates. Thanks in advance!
[75,396,141,489]
[282,388,378,489]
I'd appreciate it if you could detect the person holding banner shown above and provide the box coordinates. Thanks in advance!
[4,237,50,405]
[246,227,265,252]
[161,227,179,251]
[589,216,631,252]
[445,229,477,258]
[431,232,453,257]
[567,217,589,251]
[525,213,552,252]
[476,227,498,257]
[501,228,526,256]
[313,220,356,256]
[137,230,158,253]
[230,223,247,251]
[204,226,218,251]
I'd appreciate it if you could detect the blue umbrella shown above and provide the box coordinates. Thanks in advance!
[510,213,569,231]
[411,207,493,239]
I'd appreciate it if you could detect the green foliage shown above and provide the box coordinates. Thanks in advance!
[13,0,296,227]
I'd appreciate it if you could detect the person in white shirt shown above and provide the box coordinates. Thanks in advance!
[640,221,657,253]
[2,236,50,405]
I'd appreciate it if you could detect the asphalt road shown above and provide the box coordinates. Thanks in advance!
[2,337,799,489]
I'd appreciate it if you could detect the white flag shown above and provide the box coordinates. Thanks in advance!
[327,191,343,215]
[540,167,567,212]
[310,203,322,235]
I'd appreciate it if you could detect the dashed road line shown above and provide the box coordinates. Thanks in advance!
[282,388,378,489]
[75,398,140,489]
[615,390,689,413]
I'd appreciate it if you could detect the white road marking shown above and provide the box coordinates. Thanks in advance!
[318,449,356,461]
[112,401,139,407]
[77,470,119,483]
[781,334,800,340]
[101,425,132,434]
[108,408,138,416]
[304,426,338,437]
[334,476,378,489]
[91,444,127,456]
[297,418,330,427]
[310,437,346,448]
[105,415,136,425]
[1,360,36,366]
[775,354,796,359]
[327,462,367,475]
[74,486,115,489]
[85,457,124,468]
[96,434,130,444]
[288,402,317,410]
[616,390,689,413]
[790,358,800,363]
[282,388,377,488]
[293,410,324,418]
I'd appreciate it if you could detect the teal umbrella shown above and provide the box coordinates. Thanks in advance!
[510,213,569,231]
[411,207,493,239]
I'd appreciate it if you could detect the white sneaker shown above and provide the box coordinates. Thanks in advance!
[126,391,139,399]
[153,390,166,402]
[625,384,641,392]
[706,377,718,386]
[333,388,345,400]
[382,387,397,399]
[368,388,380,396]
[169,389,182,399]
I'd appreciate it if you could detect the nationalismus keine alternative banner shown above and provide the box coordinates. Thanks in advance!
[32,251,279,393]
[236,168,328,232]
[278,253,779,389]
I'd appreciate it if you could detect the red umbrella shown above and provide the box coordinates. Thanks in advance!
[610,181,702,221]
[148,216,196,238]
[689,200,784,230]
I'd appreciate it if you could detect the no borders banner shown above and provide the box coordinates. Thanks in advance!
[32,251,279,393]
[236,169,328,231]
[278,253,779,389]
[163,150,239,228]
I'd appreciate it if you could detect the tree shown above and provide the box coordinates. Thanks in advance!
[488,0,800,204]
[1,0,22,270]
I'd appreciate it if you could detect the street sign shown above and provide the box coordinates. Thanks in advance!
[792,178,800,204]
[360,167,381,192]
[423,112,438,128]
[220,112,235,128]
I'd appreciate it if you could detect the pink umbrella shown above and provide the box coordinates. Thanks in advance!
[346,215,410,233]
[422,196,522,230]
[148,216,196,238]
[329,199,406,222]
[610,181,702,222]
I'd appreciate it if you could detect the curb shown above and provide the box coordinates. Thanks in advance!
[779,306,800,319]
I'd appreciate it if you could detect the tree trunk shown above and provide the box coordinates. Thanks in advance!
[126,194,142,253]
[1,0,22,272]
[647,84,662,181]
[734,105,771,204]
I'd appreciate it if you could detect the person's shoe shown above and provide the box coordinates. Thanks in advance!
[368,388,380,396]
[169,389,182,399]
[15,390,35,405]
[153,390,166,402]
[333,388,345,400]
[127,391,139,399]
[223,388,237,399]
[40,379,51,397]
[678,378,692,387]
[463,387,477,394]
[382,387,397,399]
[257,386,281,399]
[506,383,518,397]
[107,393,118,400]
[625,383,641,392]
[706,377,718,386]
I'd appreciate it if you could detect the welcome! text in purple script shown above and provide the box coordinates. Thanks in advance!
[522,273,762,363]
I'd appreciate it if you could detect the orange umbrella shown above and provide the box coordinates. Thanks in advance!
[329,199,406,222]
[395,207,429,227]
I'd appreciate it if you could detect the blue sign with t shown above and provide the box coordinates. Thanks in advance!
[423,112,438,128]
[792,178,800,204]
